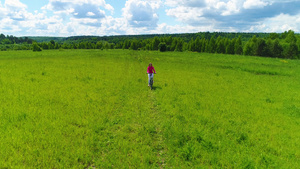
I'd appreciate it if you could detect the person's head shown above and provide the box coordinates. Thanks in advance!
[149,63,152,67]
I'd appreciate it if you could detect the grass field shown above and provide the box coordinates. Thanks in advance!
[0,49,299,168]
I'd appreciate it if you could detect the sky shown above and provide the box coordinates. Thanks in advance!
[1,0,300,37]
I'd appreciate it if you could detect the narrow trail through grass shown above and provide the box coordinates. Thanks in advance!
[132,50,167,168]
[148,89,166,168]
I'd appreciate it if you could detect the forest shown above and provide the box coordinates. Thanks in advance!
[1,30,299,59]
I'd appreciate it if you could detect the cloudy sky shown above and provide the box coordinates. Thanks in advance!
[1,0,300,37]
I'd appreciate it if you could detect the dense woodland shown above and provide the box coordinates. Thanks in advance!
[1,31,299,59]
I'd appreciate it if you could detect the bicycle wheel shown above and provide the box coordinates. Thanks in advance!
[150,78,153,90]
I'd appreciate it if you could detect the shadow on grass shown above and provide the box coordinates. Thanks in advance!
[151,86,162,90]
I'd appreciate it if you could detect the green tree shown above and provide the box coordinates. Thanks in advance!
[2,39,12,44]
[54,42,60,49]
[269,33,279,40]
[85,42,92,49]
[170,38,178,51]
[40,42,49,49]
[216,38,225,54]
[130,40,138,50]
[189,38,195,51]
[158,42,167,52]
[104,42,110,50]
[165,36,173,47]
[109,43,115,49]
[251,35,257,44]
[285,30,297,43]
[285,42,298,59]
[175,38,184,52]
[61,43,69,49]
[96,41,103,49]
[243,35,258,56]
[265,39,273,57]
[122,40,131,49]
[0,34,5,41]
[243,41,253,56]
[254,38,268,56]
[271,39,283,58]
[71,44,77,49]
[226,38,235,54]
[145,44,151,50]
[234,36,243,55]
[281,31,289,39]
[208,36,216,53]
[195,37,202,52]
[78,42,86,49]
[152,37,160,50]
[48,42,54,49]
[204,39,209,53]
[32,42,42,52]
[50,40,55,46]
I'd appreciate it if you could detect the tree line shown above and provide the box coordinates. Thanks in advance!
[1,31,300,59]
[116,30,299,59]
[0,34,33,44]
[0,34,33,51]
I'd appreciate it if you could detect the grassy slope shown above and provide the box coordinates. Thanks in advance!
[0,50,299,168]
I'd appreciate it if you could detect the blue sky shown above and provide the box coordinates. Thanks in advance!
[1,0,300,37]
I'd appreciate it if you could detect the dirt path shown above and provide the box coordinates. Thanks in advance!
[147,90,167,168]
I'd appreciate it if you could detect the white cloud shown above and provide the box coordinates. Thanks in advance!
[222,0,242,15]
[165,0,244,26]
[100,16,128,35]
[72,17,101,26]
[18,13,66,36]
[2,0,29,21]
[248,13,300,32]
[122,0,161,28]
[36,0,116,34]
[0,17,22,33]
[44,0,113,12]
[0,0,118,36]
[243,0,268,9]
[154,23,203,34]
[0,6,7,19]
[165,0,206,7]
[87,12,96,17]
[43,0,113,20]
[72,4,105,19]
[166,6,207,25]
[0,0,70,36]
[164,0,300,32]
[4,0,27,10]
[1,0,300,36]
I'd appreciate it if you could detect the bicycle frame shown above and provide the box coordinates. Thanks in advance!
[148,73,154,90]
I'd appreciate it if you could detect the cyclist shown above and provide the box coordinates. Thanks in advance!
[147,63,156,87]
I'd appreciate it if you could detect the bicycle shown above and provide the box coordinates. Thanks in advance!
[147,73,156,90]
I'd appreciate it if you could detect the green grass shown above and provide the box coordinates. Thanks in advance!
[0,49,299,168]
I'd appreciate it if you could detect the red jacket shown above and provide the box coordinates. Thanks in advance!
[147,66,156,74]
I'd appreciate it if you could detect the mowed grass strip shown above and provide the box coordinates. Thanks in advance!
[0,50,299,168]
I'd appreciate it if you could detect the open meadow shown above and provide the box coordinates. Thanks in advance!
[0,49,299,168]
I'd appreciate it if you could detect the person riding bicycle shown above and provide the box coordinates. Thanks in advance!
[147,63,156,87]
